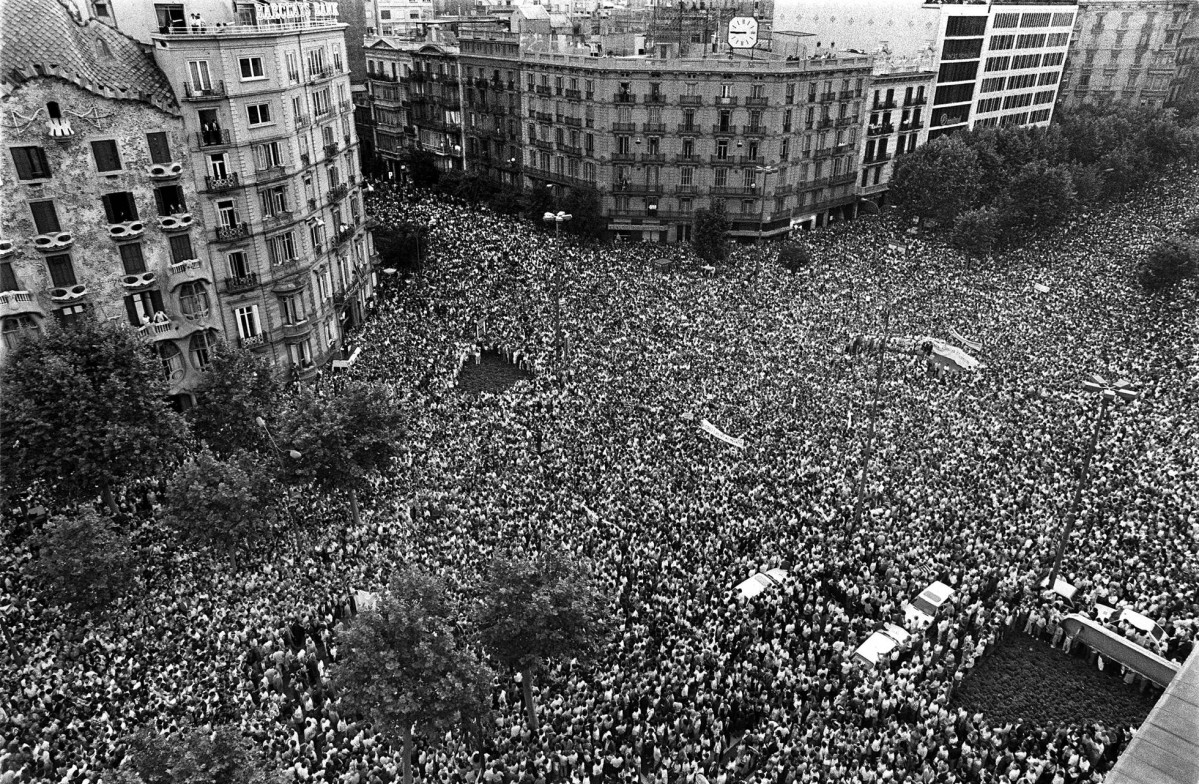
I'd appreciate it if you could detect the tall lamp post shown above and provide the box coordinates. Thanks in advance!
[849,306,892,539]
[1046,375,1139,587]
[542,210,571,367]
[755,164,779,241]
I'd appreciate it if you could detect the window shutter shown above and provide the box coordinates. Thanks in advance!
[1,262,19,292]
[101,194,117,223]
[30,201,61,234]
[146,132,172,164]
[250,304,260,335]
[91,140,121,172]
[119,244,146,274]
[47,255,76,287]
[125,295,141,326]
[11,148,34,179]
[150,289,165,313]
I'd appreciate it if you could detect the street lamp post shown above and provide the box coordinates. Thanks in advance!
[542,210,571,368]
[256,416,303,552]
[1046,375,1139,587]
[755,164,779,241]
[849,306,892,539]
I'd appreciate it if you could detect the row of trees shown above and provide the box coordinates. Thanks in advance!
[105,555,608,784]
[4,320,405,609]
[889,104,1199,258]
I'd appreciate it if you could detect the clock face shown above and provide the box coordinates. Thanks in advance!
[728,16,758,49]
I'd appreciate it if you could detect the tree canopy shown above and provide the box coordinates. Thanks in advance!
[272,382,405,525]
[692,203,730,264]
[28,508,138,614]
[188,342,280,457]
[1,319,187,512]
[163,448,282,563]
[115,724,284,784]
[331,567,492,784]
[1140,235,1199,292]
[476,551,609,732]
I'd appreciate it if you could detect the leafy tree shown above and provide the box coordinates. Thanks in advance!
[1140,235,1199,291]
[562,186,607,240]
[522,185,556,223]
[28,508,137,614]
[1005,161,1076,225]
[692,203,730,264]
[373,221,429,268]
[1,319,187,513]
[115,724,284,784]
[188,342,279,457]
[404,149,441,190]
[950,207,1005,258]
[1182,213,1199,237]
[273,382,405,526]
[777,243,812,272]
[889,136,983,227]
[476,552,609,734]
[163,448,281,565]
[1171,93,1199,125]
[1068,162,1105,206]
[489,189,524,216]
[331,567,493,784]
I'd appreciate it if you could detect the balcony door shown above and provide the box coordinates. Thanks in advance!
[188,60,212,91]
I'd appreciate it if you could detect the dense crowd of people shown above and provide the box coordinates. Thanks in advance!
[1,169,1197,784]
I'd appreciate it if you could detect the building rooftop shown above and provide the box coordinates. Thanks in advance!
[0,0,177,111]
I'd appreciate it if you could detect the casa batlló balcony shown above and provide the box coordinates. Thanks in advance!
[147,162,184,179]
[0,290,43,319]
[48,283,89,303]
[168,258,208,285]
[32,232,74,252]
[0,239,13,257]
[157,213,194,232]
[120,272,158,292]
[108,220,146,240]
[139,319,178,339]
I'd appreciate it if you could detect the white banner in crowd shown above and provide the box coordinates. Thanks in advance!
[699,419,745,450]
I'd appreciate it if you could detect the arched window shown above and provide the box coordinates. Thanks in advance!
[189,330,215,370]
[2,315,39,350]
[178,281,210,321]
[47,101,62,119]
[155,341,185,383]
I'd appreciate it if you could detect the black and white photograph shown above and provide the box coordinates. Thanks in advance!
[1,0,1197,782]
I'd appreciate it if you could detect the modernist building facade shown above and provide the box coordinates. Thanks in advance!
[1058,0,1194,109]
[149,1,374,379]
[926,2,1077,139]
[1,0,219,406]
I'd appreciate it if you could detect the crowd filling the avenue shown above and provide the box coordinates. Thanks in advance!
[1,169,1197,784]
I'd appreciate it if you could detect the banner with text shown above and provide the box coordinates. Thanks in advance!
[700,419,745,450]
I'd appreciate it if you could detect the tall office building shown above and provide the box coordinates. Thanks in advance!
[1,0,220,406]
[148,1,374,379]
[1058,0,1195,109]
[772,0,1078,138]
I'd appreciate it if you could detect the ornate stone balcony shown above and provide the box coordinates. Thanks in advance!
[32,232,74,252]
[107,220,146,240]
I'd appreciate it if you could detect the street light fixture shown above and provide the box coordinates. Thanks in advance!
[1046,374,1139,587]
[256,416,302,462]
[541,211,572,367]
[755,164,779,241]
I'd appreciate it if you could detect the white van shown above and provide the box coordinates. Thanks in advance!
[903,581,956,630]
[735,568,789,599]
[852,624,913,669]
[1095,604,1167,645]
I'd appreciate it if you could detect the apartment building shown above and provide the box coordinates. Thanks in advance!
[363,38,416,176]
[928,3,1077,138]
[1172,8,1199,106]
[1059,0,1194,109]
[859,66,936,205]
[459,33,524,189]
[1,0,219,407]
[409,42,469,171]
[149,1,374,380]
